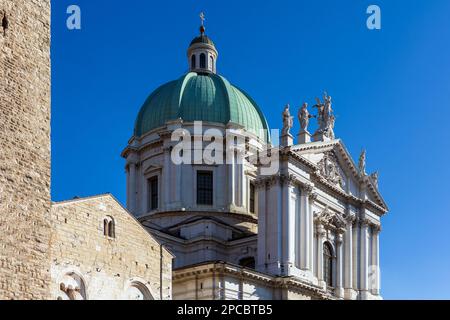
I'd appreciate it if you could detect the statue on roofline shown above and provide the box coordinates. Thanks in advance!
[370,171,379,188]
[359,149,367,175]
[282,104,293,136]
[299,102,314,133]
[313,92,336,139]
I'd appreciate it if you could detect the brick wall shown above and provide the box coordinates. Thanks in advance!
[50,195,173,300]
[0,0,51,299]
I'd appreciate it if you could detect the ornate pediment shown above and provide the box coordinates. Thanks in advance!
[290,140,389,213]
[316,152,344,187]
[315,206,347,230]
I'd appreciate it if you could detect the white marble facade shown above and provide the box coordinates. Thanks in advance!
[121,25,388,300]
[122,119,387,300]
[255,138,386,300]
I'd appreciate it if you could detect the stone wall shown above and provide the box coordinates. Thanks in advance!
[0,0,51,299]
[50,195,173,300]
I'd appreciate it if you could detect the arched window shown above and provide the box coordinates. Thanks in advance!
[191,54,196,69]
[200,53,206,69]
[239,257,255,269]
[103,216,115,238]
[323,242,334,287]
[210,56,214,71]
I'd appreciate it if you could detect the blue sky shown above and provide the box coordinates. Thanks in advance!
[51,0,450,299]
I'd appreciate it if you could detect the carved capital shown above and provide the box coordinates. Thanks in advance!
[280,173,300,187]
[316,223,326,237]
[267,175,280,187]
[126,161,138,170]
[371,223,382,233]
[308,192,318,202]
[343,213,356,225]
[360,217,371,228]
[315,205,347,231]
[302,183,314,195]
[254,178,268,190]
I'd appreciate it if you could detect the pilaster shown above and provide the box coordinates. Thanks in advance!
[359,217,370,299]
[281,176,295,276]
[316,223,326,288]
[256,179,267,272]
[371,224,381,296]
[344,213,357,299]
[299,185,315,273]
[163,146,172,210]
[335,233,344,298]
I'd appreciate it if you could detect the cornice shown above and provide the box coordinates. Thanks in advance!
[288,141,389,214]
[172,262,329,299]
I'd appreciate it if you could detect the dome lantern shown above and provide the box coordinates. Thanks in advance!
[187,12,218,74]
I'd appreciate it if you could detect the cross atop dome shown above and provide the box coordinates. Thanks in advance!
[187,12,218,74]
[199,12,206,35]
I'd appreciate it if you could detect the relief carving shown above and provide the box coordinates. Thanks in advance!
[317,152,343,187]
[314,206,347,230]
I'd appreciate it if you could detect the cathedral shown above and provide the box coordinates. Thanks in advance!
[0,1,388,300]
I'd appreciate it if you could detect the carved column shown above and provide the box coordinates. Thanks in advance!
[307,192,317,273]
[344,214,355,299]
[236,148,246,208]
[256,179,267,272]
[163,146,171,209]
[281,176,295,276]
[228,151,236,207]
[174,160,182,206]
[371,224,381,296]
[352,218,359,290]
[336,233,344,298]
[299,185,314,272]
[360,218,370,298]
[263,176,283,276]
[316,224,326,286]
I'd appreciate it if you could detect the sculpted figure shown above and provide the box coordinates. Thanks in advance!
[370,171,379,187]
[328,114,336,139]
[313,97,325,131]
[299,103,313,133]
[359,150,367,175]
[314,92,336,138]
[282,104,293,135]
[322,92,333,129]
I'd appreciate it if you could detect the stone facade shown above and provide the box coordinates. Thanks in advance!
[255,140,386,300]
[0,0,173,300]
[0,2,388,300]
[50,194,173,300]
[0,0,51,299]
[122,23,388,300]
[173,262,326,300]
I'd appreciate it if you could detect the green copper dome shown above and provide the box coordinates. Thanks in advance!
[134,72,270,142]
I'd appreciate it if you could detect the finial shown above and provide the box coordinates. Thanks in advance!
[199,12,206,34]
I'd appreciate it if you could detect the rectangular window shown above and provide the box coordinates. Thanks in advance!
[148,176,158,211]
[197,171,213,205]
[249,183,255,213]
